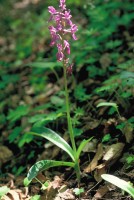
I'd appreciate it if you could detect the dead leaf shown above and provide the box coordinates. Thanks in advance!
[59,185,68,193]
[56,189,75,200]
[52,176,62,189]
[82,139,98,153]
[41,176,62,200]
[93,185,109,199]
[84,143,103,173]
[103,118,117,135]
[41,184,58,200]
[1,186,31,200]
[99,53,112,69]
[123,122,134,143]
[52,146,61,159]
[0,146,13,167]
[1,196,11,200]
[103,143,125,163]
[83,120,100,131]
[34,84,60,104]
[4,190,20,200]
[94,164,106,182]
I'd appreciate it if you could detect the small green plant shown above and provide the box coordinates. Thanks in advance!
[73,187,84,196]
[101,174,134,198]
[26,0,92,186]
[30,195,41,200]
[0,186,10,199]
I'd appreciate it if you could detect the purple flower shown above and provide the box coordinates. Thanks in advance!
[48,6,57,14]
[59,0,66,11]
[48,26,56,34]
[57,43,64,61]
[64,40,70,54]
[71,24,78,40]
[57,51,64,61]
[48,26,59,46]
[57,43,63,52]
[64,10,72,20]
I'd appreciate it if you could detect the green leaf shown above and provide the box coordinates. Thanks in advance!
[29,114,47,123]
[120,71,134,79]
[73,188,84,196]
[0,186,10,197]
[126,156,134,165]
[29,112,64,127]
[8,126,22,143]
[73,128,83,137]
[97,102,118,109]
[27,160,74,181]
[7,105,29,122]
[30,195,41,200]
[27,127,75,161]
[101,174,134,198]
[102,134,111,143]
[95,83,118,93]
[24,177,31,187]
[15,166,26,176]
[77,137,93,159]
[18,133,33,147]
[0,114,6,125]
[74,84,91,102]
[108,107,117,115]
[41,180,49,190]
[74,107,85,117]
[50,96,64,107]
[97,102,120,116]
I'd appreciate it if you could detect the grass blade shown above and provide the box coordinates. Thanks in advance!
[77,137,93,158]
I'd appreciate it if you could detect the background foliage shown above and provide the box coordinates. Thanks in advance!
[0,0,134,178]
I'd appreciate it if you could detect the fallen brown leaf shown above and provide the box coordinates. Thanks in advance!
[56,189,75,200]
[41,176,62,200]
[93,185,109,199]
[123,122,134,143]
[0,146,13,167]
[3,190,20,200]
[99,53,112,69]
[82,139,98,153]
[94,164,106,182]
[103,143,125,163]
[84,143,103,173]
[1,196,11,200]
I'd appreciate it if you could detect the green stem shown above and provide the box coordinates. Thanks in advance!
[63,61,81,183]
[35,177,44,186]
[63,62,76,152]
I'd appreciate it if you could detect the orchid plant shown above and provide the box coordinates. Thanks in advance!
[26,0,92,185]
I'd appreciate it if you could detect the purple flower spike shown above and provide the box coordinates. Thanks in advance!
[48,0,78,73]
